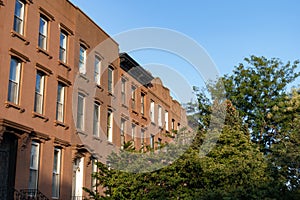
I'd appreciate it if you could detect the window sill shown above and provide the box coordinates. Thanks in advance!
[5,101,25,113]
[95,84,104,91]
[37,47,52,59]
[131,110,138,115]
[141,115,147,121]
[58,60,71,71]
[107,91,116,98]
[11,31,30,45]
[107,141,114,146]
[79,73,89,82]
[32,111,49,122]
[93,136,102,142]
[54,120,69,130]
[76,129,87,136]
[121,104,128,109]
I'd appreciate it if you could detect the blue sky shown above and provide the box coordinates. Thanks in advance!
[70,0,300,103]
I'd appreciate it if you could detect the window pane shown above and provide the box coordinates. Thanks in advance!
[38,17,47,49]
[107,111,113,142]
[59,32,67,62]
[13,0,24,34]
[94,57,100,84]
[34,72,44,114]
[93,104,100,136]
[79,46,86,74]
[8,58,20,104]
[56,84,64,121]
[77,94,84,130]
[108,68,113,92]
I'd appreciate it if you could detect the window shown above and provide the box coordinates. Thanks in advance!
[59,31,67,63]
[91,159,98,192]
[158,138,162,150]
[79,45,86,74]
[121,78,126,105]
[56,83,65,122]
[76,93,85,130]
[141,93,145,115]
[131,86,136,110]
[94,56,101,85]
[13,0,25,35]
[131,123,136,147]
[141,129,145,149]
[158,105,162,127]
[93,103,100,137]
[150,134,154,149]
[150,100,155,122]
[165,110,169,131]
[73,157,84,198]
[52,148,61,198]
[34,71,45,114]
[172,119,175,130]
[120,119,125,149]
[38,16,48,50]
[177,123,181,131]
[108,66,113,93]
[29,142,40,190]
[107,110,113,142]
[8,57,21,104]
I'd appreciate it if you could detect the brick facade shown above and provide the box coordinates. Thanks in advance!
[0,0,188,199]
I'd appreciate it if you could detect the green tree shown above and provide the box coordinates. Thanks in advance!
[267,89,300,198]
[214,56,300,151]
[85,100,273,199]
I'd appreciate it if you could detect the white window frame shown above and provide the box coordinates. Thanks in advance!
[150,134,154,149]
[107,110,113,142]
[52,148,61,198]
[131,123,136,147]
[165,110,169,131]
[56,83,65,122]
[29,142,40,190]
[59,31,67,63]
[93,102,100,137]
[13,0,25,35]
[8,57,21,104]
[94,56,101,85]
[120,119,125,149]
[91,159,98,192]
[72,157,84,198]
[38,16,48,50]
[121,78,126,105]
[141,129,145,149]
[76,93,85,131]
[34,71,45,114]
[79,45,86,74]
[158,105,162,127]
[150,100,155,123]
[141,93,145,115]
[131,85,136,110]
[108,66,114,93]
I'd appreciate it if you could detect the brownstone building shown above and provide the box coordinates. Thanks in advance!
[0,0,188,199]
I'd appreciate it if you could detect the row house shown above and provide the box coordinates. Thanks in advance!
[0,0,188,199]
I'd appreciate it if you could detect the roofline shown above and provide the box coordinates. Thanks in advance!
[120,52,154,80]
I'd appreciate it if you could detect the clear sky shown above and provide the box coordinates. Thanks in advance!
[70,0,300,103]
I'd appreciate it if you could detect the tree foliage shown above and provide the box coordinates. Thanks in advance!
[216,56,300,151]
[85,100,273,199]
